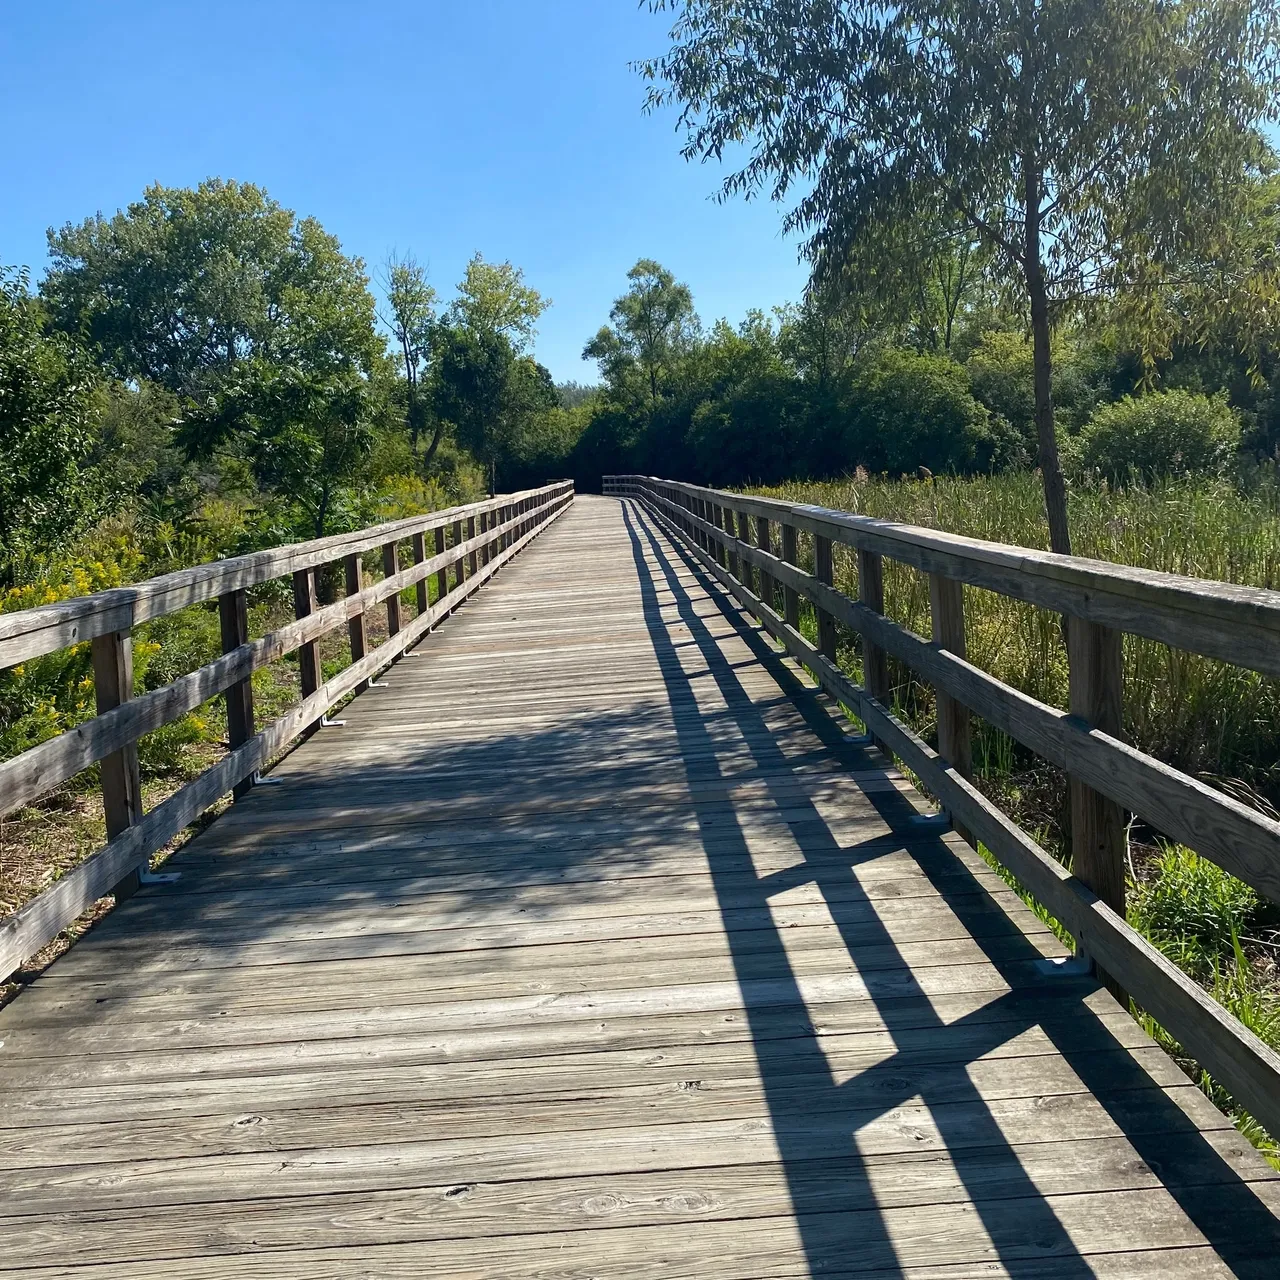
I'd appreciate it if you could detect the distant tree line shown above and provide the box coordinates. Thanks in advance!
[563,251,1280,499]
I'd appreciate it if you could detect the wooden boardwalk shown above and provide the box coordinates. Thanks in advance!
[2,493,1279,1277]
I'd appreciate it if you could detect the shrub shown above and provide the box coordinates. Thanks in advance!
[843,348,1013,475]
[1077,390,1240,485]
[1128,843,1260,976]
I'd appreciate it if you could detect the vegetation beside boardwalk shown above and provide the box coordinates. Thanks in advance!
[750,470,1280,1165]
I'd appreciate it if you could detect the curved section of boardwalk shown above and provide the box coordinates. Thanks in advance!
[1,494,1278,1277]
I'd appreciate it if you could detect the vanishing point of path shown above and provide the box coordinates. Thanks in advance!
[1,494,1278,1277]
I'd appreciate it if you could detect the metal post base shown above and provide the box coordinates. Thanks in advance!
[320,715,346,728]
[138,868,181,886]
[904,811,952,832]
[1035,955,1093,978]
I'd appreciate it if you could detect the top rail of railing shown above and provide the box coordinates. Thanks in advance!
[0,481,574,984]
[605,474,1280,678]
[0,485,571,671]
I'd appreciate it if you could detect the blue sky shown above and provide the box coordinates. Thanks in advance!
[0,1,809,382]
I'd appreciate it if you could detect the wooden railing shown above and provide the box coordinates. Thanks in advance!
[605,473,1280,1139]
[0,481,574,979]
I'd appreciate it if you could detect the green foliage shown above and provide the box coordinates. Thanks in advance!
[584,259,698,409]
[1129,845,1261,976]
[1076,391,1242,485]
[44,179,382,398]
[646,0,1280,551]
[181,360,379,538]
[44,180,390,539]
[381,252,441,462]
[842,347,1014,476]
[432,323,558,491]
[0,267,105,583]
[450,253,549,354]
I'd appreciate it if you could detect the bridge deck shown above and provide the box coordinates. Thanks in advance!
[2,494,1278,1277]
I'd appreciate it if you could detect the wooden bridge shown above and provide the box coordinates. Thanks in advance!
[2,479,1280,1276]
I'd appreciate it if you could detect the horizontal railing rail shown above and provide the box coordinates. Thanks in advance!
[0,480,574,980]
[606,473,1280,1144]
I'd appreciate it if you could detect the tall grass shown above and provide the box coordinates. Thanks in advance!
[758,471,1280,791]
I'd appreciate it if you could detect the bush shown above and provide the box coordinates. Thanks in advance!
[1077,390,1240,485]
[1128,844,1260,976]
[843,348,1018,474]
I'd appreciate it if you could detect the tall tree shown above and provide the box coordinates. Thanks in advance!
[0,267,103,583]
[450,253,550,353]
[646,0,1280,552]
[431,325,558,493]
[583,259,699,409]
[381,252,444,464]
[44,180,388,535]
[43,178,382,405]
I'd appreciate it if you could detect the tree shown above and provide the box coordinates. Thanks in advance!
[431,325,558,492]
[43,178,383,407]
[645,0,1280,552]
[0,268,103,582]
[381,252,444,464]
[450,253,550,353]
[584,259,699,409]
[175,357,377,538]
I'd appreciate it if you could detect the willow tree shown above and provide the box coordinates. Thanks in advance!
[646,0,1280,552]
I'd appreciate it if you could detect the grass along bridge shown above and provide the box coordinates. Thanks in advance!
[0,480,1279,1276]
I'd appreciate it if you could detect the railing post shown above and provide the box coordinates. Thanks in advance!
[780,523,801,630]
[857,548,891,754]
[814,534,838,660]
[857,549,890,696]
[218,588,255,801]
[412,533,429,615]
[344,553,368,694]
[91,628,144,898]
[477,511,489,566]
[382,541,402,639]
[467,516,479,575]
[434,527,448,605]
[292,568,322,735]
[452,519,465,585]
[756,515,776,613]
[737,509,755,594]
[929,572,973,842]
[712,503,727,567]
[1068,616,1127,992]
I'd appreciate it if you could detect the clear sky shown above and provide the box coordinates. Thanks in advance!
[0,1,809,383]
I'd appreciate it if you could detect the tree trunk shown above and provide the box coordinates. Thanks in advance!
[1024,163,1072,556]
[420,417,445,470]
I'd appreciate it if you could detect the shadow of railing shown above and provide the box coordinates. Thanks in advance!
[3,493,1277,1275]
[619,494,1280,1277]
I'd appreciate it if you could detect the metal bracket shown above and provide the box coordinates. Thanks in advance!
[905,811,952,832]
[252,771,284,787]
[1035,955,1093,978]
[139,868,181,886]
[367,679,390,688]
[320,715,346,728]
[843,732,874,748]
